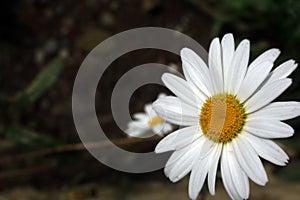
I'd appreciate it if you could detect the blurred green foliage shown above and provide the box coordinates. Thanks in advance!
[6,124,59,150]
[15,58,64,109]
[0,58,64,150]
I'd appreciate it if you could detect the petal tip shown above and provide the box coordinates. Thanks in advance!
[161,72,171,82]
[242,39,250,46]
[155,142,168,153]
[274,48,281,54]
[180,47,192,56]
[222,33,234,40]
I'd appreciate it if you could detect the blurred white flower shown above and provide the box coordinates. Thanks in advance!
[153,33,300,199]
[125,93,172,138]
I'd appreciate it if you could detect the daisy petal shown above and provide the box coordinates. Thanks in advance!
[207,144,222,195]
[152,123,164,134]
[198,137,216,159]
[162,73,203,107]
[126,127,150,138]
[155,125,201,153]
[227,39,250,94]
[127,121,148,129]
[133,113,147,120]
[209,37,223,94]
[164,144,189,177]
[181,48,213,97]
[158,93,166,98]
[144,104,156,118]
[237,61,273,102]
[244,119,294,138]
[162,123,173,133]
[232,135,268,186]
[248,48,280,72]
[153,96,199,126]
[243,132,289,166]
[168,139,203,182]
[164,138,203,181]
[264,60,297,85]
[249,101,300,121]
[188,155,209,200]
[226,144,250,199]
[245,78,292,113]
[221,146,242,200]
[221,33,235,92]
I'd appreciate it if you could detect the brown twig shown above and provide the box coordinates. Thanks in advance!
[0,136,161,164]
[0,136,162,179]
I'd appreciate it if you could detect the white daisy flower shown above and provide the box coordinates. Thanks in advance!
[125,93,173,138]
[153,33,300,200]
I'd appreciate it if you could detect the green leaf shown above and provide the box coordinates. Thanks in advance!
[5,124,60,149]
[14,57,64,109]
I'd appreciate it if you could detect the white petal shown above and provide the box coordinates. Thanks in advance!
[125,126,151,138]
[198,137,216,159]
[245,78,292,113]
[243,132,289,166]
[221,33,235,92]
[264,60,297,84]
[153,96,199,126]
[162,123,173,134]
[249,101,300,121]
[155,126,201,153]
[232,135,268,185]
[164,138,203,180]
[207,144,222,195]
[168,139,203,182]
[226,144,250,199]
[209,37,223,94]
[152,123,164,134]
[226,39,250,94]
[237,61,273,102]
[221,146,242,200]
[248,48,280,72]
[162,73,203,107]
[158,93,166,98]
[180,48,213,97]
[188,154,209,200]
[133,113,148,121]
[244,119,294,138]
[144,104,155,118]
[126,130,143,137]
[127,121,148,129]
[164,144,189,177]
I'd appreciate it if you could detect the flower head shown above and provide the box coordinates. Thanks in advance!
[125,93,172,138]
[153,33,300,199]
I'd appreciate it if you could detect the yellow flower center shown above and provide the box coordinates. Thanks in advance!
[200,94,246,143]
[148,116,164,127]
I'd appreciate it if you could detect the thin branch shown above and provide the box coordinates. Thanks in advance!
[0,136,161,164]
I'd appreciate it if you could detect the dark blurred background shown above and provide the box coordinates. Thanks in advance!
[0,0,300,199]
